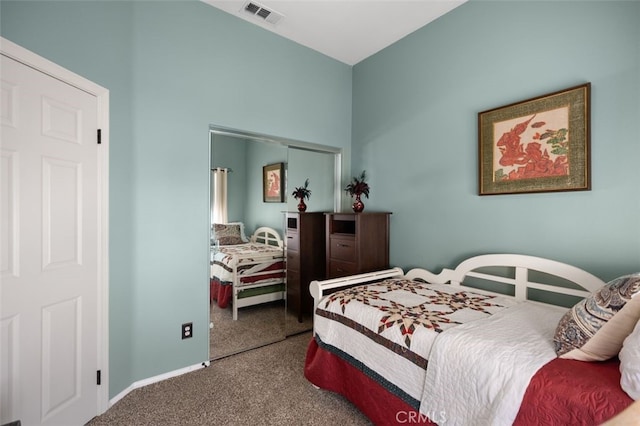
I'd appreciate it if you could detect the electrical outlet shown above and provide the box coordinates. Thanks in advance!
[181,322,193,339]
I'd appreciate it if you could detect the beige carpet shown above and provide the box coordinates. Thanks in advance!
[88,332,371,425]
[210,300,286,359]
[210,300,314,360]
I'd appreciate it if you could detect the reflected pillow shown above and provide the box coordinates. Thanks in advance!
[554,273,640,361]
[213,223,244,245]
[620,319,640,400]
[227,222,249,242]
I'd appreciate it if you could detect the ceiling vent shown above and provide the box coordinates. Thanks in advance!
[241,1,284,25]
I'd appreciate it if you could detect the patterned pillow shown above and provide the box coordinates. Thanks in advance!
[554,274,640,361]
[227,222,249,242]
[213,223,244,245]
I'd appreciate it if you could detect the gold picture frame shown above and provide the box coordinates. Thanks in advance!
[478,83,591,195]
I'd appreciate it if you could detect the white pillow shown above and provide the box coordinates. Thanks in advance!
[620,317,640,400]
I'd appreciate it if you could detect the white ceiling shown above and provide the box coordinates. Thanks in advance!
[202,0,468,65]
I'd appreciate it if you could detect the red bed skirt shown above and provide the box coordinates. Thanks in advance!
[304,337,632,426]
[304,338,437,425]
[210,278,232,308]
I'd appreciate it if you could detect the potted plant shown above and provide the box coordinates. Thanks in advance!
[291,178,311,212]
[344,170,369,212]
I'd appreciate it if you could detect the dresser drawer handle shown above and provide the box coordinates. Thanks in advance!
[287,236,293,239]
[336,243,350,248]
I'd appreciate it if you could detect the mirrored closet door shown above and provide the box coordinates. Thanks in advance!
[209,126,341,360]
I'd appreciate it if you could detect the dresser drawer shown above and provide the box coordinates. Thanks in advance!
[328,237,356,262]
[328,259,358,278]
[286,231,299,251]
[286,250,300,271]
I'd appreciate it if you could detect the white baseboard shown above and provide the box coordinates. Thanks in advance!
[109,360,210,407]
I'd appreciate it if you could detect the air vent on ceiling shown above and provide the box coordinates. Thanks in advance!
[242,1,284,25]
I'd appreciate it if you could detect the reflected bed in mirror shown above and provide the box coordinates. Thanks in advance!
[210,226,285,321]
[209,125,342,360]
[209,227,287,359]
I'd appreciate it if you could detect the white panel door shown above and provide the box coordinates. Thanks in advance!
[1,52,102,425]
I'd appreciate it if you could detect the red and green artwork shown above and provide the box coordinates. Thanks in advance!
[493,106,570,182]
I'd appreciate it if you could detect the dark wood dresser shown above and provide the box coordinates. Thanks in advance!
[285,212,326,322]
[325,212,391,279]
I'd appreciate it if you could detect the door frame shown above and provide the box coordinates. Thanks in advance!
[1,37,110,416]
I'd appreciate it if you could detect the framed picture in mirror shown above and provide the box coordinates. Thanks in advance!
[263,162,285,202]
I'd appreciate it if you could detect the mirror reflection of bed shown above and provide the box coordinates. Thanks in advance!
[209,126,341,360]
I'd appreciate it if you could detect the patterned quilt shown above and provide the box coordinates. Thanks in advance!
[210,243,284,287]
[314,278,519,408]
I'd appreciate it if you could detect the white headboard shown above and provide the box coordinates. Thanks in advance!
[405,253,604,302]
[251,226,284,248]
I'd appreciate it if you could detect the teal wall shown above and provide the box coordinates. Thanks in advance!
[352,0,640,280]
[0,0,352,397]
[210,136,336,237]
[211,134,248,224]
[287,148,335,213]
[244,141,288,233]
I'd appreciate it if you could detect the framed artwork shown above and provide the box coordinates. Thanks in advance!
[263,162,285,202]
[478,83,591,195]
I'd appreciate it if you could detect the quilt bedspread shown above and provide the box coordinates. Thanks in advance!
[210,243,284,286]
[314,278,519,407]
[420,301,566,426]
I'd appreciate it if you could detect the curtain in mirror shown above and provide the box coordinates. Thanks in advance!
[211,168,229,224]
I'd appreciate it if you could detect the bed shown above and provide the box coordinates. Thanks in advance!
[210,225,286,320]
[305,254,638,425]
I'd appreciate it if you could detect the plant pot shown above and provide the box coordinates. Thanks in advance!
[352,194,364,212]
[297,198,307,212]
